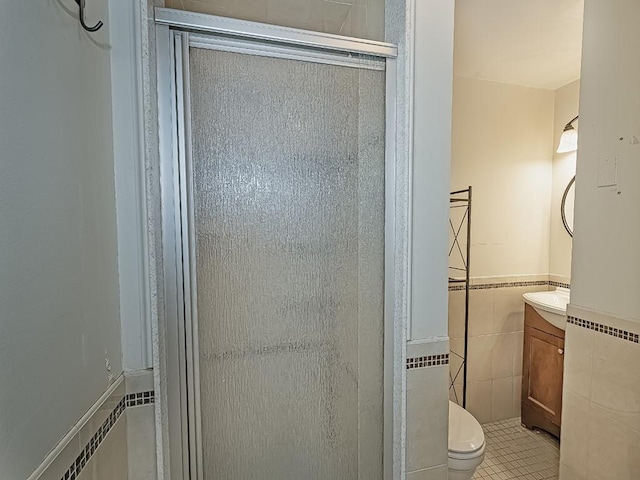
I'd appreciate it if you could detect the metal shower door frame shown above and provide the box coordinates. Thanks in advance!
[155,9,400,480]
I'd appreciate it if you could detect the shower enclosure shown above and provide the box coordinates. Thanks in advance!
[156,9,399,479]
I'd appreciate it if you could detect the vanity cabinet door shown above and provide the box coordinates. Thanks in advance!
[521,304,565,438]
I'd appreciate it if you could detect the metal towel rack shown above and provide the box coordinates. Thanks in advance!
[449,187,472,408]
[74,0,104,32]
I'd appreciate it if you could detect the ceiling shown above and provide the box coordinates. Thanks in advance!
[454,0,584,90]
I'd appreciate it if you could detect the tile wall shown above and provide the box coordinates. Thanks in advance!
[560,306,640,480]
[406,340,450,480]
[34,371,156,480]
[125,370,157,480]
[76,413,129,480]
[449,276,552,423]
[37,380,128,480]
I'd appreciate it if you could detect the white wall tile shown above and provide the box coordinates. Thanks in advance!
[267,0,313,23]
[559,462,583,480]
[364,0,384,40]
[449,337,465,378]
[561,305,640,480]
[79,382,126,450]
[127,405,157,480]
[34,380,126,480]
[491,377,515,421]
[562,323,594,400]
[493,288,525,333]
[125,369,154,394]
[449,283,544,423]
[407,338,450,358]
[589,330,640,433]
[77,415,128,480]
[449,384,464,405]
[560,392,590,480]
[512,374,522,417]
[513,331,524,377]
[586,405,640,480]
[468,290,494,337]
[491,333,516,379]
[448,290,466,339]
[449,337,465,400]
[467,335,494,382]
[467,380,492,424]
[406,365,449,472]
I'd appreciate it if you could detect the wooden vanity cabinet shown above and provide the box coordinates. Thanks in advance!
[521,303,565,438]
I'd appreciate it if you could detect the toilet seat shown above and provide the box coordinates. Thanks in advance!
[448,401,485,457]
[449,442,485,460]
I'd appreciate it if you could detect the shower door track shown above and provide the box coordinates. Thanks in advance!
[155,9,401,480]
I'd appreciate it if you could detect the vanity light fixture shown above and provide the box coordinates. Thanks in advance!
[557,115,579,153]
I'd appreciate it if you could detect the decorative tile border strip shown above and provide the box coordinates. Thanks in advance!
[406,353,449,370]
[61,391,155,480]
[567,316,639,344]
[449,280,550,291]
[449,280,571,291]
[126,391,155,408]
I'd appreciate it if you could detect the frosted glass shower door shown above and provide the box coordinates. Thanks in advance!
[186,46,386,480]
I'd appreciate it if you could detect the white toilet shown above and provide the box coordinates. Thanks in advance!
[448,401,485,480]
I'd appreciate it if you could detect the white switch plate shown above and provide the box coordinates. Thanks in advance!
[598,155,618,187]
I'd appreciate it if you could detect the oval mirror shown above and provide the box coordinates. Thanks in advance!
[561,176,575,237]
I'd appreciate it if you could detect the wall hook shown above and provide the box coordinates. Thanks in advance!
[74,0,103,32]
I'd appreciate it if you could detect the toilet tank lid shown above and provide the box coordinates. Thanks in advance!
[448,401,485,453]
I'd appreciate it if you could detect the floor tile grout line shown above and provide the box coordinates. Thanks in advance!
[472,417,559,480]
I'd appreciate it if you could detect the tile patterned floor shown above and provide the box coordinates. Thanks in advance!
[472,417,560,480]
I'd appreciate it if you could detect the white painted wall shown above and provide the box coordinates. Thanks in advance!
[409,0,456,340]
[549,80,580,281]
[450,76,555,278]
[571,0,640,322]
[0,1,122,478]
